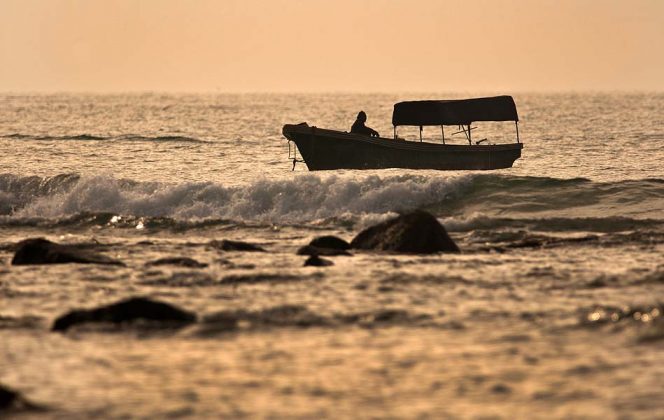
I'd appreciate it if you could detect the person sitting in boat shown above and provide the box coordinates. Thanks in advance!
[351,111,380,137]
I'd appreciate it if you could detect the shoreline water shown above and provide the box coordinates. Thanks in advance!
[1,93,663,418]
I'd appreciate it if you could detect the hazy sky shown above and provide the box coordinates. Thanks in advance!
[1,0,663,92]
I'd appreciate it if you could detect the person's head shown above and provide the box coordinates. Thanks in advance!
[356,111,367,122]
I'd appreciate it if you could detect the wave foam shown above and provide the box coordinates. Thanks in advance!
[1,173,663,230]
[5,173,470,223]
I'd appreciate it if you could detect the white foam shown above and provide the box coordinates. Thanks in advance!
[13,173,474,224]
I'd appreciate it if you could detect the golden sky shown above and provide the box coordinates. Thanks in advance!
[1,0,662,92]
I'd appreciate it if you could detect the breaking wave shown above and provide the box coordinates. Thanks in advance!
[0,172,662,231]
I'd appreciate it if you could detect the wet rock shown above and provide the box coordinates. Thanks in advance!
[0,384,40,412]
[298,235,352,257]
[309,236,350,250]
[296,245,351,256]
[491,383,512,394]
[304,255,334,267]
[52,297,197,332]
[11,238,123,266]
[0,384,20,410]
[145,257,208,268]
[210,239,265,252]
[350,211,460,254]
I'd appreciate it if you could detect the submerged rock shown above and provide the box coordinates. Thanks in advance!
[11,238,123,266]
[309,236,350,250]
[0,385,20,410]
[350,211,460,254]
[145,257,208,268]
[297,235,352,257]
[304,255,334,267]
[0,384,41,412]
[210,239,266,252]
[296,245,351,256]
[52,297,197,332]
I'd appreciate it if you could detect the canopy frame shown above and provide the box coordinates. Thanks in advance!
[392,96,520,145]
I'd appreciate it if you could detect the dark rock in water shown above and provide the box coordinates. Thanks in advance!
[491,383,512,394]
[52,297,197,332]
[309,236,350,250]
[350,211,460,254]
[0,384,41,412]
[296,245,351,256]
[11,238,124,266]
[304,255,334,267]
[145,257,208,268]
[0,385,19,410]
[298,235,352,257]
[210,239,266,252]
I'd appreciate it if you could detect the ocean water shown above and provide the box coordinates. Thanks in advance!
[0,93,663,418]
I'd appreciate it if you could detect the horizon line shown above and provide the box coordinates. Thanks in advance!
[1,88,663,95]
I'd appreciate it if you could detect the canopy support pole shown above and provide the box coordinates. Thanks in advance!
[441,125,445,144]
[467,124,472,145]
[394,126,397,140]
[515,121,520,143]
[419,126,423,142]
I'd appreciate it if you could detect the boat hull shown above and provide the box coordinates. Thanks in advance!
[283,124,523,171]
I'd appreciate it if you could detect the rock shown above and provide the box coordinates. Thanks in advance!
[491,383,512,394]
[297,235,352,257]
[11,238,124,266]
[0,384,40,412]
[309,236,350,250]
[210,239,265,252]
[0,385,19,410]
[304,255,334,267]
[145,257,208,268]
[350,210,460,254]
[52,297,197,332]
[296,245,351,256]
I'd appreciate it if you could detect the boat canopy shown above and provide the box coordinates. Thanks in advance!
[392,95,519,126]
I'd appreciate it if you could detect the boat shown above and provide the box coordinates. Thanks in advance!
[282,95,523,171]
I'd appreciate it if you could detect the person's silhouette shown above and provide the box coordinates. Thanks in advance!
[350,111,380,137]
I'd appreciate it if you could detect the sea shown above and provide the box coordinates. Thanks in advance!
[0,93,663,418]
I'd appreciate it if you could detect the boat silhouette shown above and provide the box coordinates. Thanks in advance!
[283,96,523,171]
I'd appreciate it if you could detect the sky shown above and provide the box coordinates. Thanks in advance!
[1,0,663,92]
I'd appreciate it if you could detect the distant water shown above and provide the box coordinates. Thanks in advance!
[1,93,663,418]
